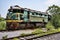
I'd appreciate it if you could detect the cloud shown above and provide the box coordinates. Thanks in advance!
[45,0,60,6]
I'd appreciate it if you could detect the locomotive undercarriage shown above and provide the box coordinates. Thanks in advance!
[6,22,46,30]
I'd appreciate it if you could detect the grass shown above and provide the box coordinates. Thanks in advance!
[12,38,19,40]
[32,28,46,34]
[20,33,28,36]
[37,29,59,36]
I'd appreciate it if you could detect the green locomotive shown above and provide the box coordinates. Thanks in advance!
[6,5,49,30]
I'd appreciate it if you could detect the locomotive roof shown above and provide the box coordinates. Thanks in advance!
[8,5,49,15]
[8,5,24,10]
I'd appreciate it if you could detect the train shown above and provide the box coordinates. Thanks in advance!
[6,5,50,30]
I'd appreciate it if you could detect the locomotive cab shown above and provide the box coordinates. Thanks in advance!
[6,5,25,30]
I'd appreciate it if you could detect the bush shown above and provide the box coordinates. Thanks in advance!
[0,21,6,30]
[45,22,55,31]
[51,13,60,28]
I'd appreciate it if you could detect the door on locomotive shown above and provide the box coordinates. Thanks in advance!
[23,10,29,22]
[20,9,31,29]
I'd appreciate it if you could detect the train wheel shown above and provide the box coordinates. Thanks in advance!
[25,23,31,29]
[25,23,35,29]
[8,22,19,30]
[12,22,19,30]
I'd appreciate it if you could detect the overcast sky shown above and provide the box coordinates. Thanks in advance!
[0,0,60,18]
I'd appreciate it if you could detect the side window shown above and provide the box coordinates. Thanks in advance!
[41,14,42,16]
[45,15,48,18]
[36,13,38,15]
[36,13,39,16]
[20,10,24,13]
[39,14,40,15]
[32,13,34,15]
[45,15,47,16]
[39,13,41,16]
[20,15,23,20]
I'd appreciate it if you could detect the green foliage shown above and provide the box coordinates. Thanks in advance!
[51,13,60,28]
[47,5,60,15]
[45,22,55,30]
[0,21,6,30]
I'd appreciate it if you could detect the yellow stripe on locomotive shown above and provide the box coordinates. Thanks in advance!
[6,20,23,22]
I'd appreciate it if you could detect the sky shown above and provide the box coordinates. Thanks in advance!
[0,0,60,18]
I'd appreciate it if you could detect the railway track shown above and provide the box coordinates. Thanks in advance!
[2,32,60,40]
[0,29,34,39]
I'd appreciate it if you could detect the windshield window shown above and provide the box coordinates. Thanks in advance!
[13,9,24,13]
[11,14,18,20]
[13,9,20,13]
[11,14,23,20]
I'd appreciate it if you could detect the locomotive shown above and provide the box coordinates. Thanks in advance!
[6,5,50,30]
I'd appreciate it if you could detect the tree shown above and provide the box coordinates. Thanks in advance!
[47,5,60,28]
[47,5,60,15]
[51,13,60,28]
